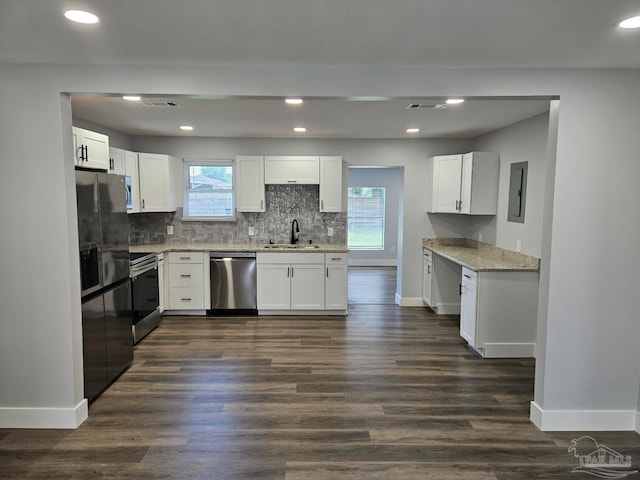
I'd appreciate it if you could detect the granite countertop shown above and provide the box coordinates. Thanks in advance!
[422,238,540,272]
[130,243,349,254]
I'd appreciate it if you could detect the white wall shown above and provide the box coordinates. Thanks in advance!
[348,167,403,266]
[471,112,550,257]
[1,64,640,431]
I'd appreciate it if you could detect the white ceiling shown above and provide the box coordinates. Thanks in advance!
[2,0,640,68]
[5,0,637,138]
[70,96,551,138]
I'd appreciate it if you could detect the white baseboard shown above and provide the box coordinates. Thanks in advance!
[348,259,397,267]
[0,400,88,429]
[434,303,461,315]
[530,401,637,431]
[483,342,535,358]
[394,294,424,307]
[636,411,640,434]
[258,310,347,316]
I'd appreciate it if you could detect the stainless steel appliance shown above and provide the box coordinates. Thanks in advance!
[209,252,257,313]
[76,169,132,402]
[130,252,161,343]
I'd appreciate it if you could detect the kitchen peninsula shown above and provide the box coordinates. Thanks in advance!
[422,238,540,358]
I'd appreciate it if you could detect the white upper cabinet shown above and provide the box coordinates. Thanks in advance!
[124,150,141,214]
[427,152,499,215]
[235,155,265,212]
[72,126,109,170]
[108,147,126,175]
[264,156,320,184]
[319,156,346,212]
[138,153,176,212]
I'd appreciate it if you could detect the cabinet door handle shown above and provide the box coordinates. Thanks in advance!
[180,274,191,278]
[260,200,263,210]
[321,200,324,210]
[427,265,431,274]
[181,298,192,302]
[326,267,329,278]
[458,200,462,211]
[291,267,294,277]
[288,180,297,183]
[84,145,88,161]
[464,274,471,279]
[180,257,191,260]
[287,267,290,277]
[142,199,145,209]
[459,283,462,295]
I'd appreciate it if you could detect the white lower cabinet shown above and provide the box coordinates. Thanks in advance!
[325,253,348,310]
[158,254,165,313]
[257,253,324,311]
[166,252,209,312]
[422,250,433,307]
[290,264,325,309]
[459,267,539,358]
[257,252,347,314]
[459,268,478,347]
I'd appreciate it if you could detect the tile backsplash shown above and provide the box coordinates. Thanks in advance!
[129,184,346,245]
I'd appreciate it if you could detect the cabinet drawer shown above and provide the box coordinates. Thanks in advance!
[169,263,204,287]
[462,267,478,284]
[169,287,205,309]
[168,252,203,264]
[423,249,433,261]
[325,253,347,265]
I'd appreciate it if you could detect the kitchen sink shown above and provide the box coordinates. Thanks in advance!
[263,244,320,249]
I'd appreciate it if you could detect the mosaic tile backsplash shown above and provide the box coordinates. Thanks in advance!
[129,184,347,245]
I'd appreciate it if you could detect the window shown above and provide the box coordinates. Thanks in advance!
[347,187,385,250]
[183,160,234,220]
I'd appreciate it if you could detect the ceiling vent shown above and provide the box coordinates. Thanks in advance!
[406,103,447,110]
[142,101,182,108]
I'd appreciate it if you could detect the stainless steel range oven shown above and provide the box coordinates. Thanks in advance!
[130,252,161,344]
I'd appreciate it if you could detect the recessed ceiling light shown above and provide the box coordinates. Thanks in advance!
[293,127,306,133]
[122,95,141,102]
[64,10,100,24]
[618,15,640,29]
[406,128,420,134]
[286,98,303,105]
[446,98,465,105]
[179,125,194,131]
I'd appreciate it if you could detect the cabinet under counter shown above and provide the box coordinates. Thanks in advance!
[422,238,540,358]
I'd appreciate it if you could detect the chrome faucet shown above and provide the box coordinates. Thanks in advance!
[291,219,300,244]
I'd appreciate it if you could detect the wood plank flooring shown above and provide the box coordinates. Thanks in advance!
[348,266,397,304]
[1,268,639,479]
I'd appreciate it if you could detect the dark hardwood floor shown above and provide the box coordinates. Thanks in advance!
[1,268,639,479]
[348,266,397,304]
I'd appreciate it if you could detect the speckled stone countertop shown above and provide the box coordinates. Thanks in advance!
[130,243,349,254]
[422,238,540,272]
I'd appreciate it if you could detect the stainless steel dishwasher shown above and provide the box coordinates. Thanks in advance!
[209,252,257,313]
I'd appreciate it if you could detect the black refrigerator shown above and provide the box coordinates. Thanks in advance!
[76,169,132,402]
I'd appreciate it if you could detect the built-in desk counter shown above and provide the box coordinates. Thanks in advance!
[422,238,540,358]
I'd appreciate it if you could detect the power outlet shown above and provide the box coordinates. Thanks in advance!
[248,226,255,236]
[516,239,522,252]
[167,225,174,235]
[327,227,334,237]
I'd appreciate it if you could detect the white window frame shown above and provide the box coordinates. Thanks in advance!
[182,159,235,221]
[347,186,386,251]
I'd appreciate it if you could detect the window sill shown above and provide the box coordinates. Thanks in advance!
[181,216,237,222]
